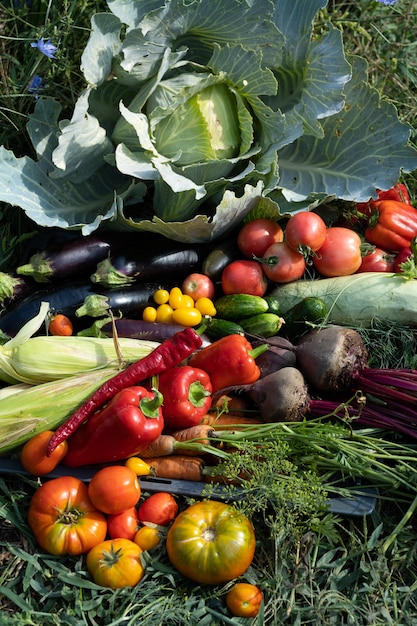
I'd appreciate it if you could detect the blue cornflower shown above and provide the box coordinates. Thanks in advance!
[30,38,57,59]
[27,74,44,97]
[376,0,398,5]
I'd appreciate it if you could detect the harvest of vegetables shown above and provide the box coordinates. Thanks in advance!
[1,0,417,624]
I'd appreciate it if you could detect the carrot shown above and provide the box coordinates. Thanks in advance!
[140,430,225,459]
[146,455,207,481]
[201,413,263,427]
[46,326,202,456]
[209,394,254,417]
[171,424,215,446]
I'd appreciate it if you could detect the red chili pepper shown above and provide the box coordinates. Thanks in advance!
[158,365,213,429]
[364,200,417,252]
[188,334,267,393]
[62,386,164,467]
[356,183,411,213]
[47,327,202,456]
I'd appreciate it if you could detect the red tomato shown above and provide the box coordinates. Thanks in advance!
[285,211,327,253]
[221,260,268,296]
[313,227,362,277]
[20,430,68,476]
[28,476,107,555]
[88,466,141,515]
[357,247,395,273]
[237,218,283,258]
[138,492,179,527]
[226,582,263,618]
[182,273,216,301]
[107,506,140,540]
[260,241,306,283]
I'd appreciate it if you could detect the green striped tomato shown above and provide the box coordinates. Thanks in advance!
[166,500,256,585]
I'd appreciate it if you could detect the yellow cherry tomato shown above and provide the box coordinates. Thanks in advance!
[180,294,195,309]
[172,307,202,327]
[156,304,174,324]
[153,289,170,305]
[168,287,184,310]
[142,306,157,322]
[195,297,217,317]
[133,526,161,552]
[125,457,151,477]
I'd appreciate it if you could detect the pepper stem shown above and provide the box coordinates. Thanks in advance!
[140,388,164,419]
[188,380,211,408]
[248,343,269,359]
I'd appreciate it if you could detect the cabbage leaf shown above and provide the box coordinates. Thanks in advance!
[0,0,416,242]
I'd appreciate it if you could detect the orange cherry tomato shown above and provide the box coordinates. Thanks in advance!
[134,525,162,552]
[20,430,68,476]
[226,582,263,618]
[88,466,141,515]
[48,314,73,336]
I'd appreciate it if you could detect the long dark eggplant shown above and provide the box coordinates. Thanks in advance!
[99,318,212,347]
[15,231,138,284]
[0,281,97,337]
[75,282,173,319]
[0,280,173,337]
[90,239,210,288]
[0,272,38,307]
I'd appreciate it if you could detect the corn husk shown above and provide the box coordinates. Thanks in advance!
[0,302,159,384]
[0,367,120,455]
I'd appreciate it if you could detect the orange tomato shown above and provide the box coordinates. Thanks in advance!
[87,538,145,589]
[20,430,68,476]
[28,476,107,555]
[48,314,73,336]
[88,466,141,515]
[226,582,263,618]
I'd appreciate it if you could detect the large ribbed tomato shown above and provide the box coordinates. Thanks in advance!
[166,500,256,585]
[28,476,107,555]
[87,538,145,589]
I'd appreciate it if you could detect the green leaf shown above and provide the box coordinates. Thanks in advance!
[80,12,123,86]
[277,56,417,201]
[115,180,264,242]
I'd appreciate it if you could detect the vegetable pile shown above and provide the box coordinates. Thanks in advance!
[1,0,417,618]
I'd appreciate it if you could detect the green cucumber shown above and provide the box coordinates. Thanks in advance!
[240,313,283,337]
[205,318,245,340]
[264,295,280,315]
[214,294,269,321]
[285,297,328,325]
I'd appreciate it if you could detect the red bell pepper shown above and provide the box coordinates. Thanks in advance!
[364,200,417,252]
[158,365,213,429]
[63,386,164,467]
[393,237,417,279]
[188,334,267,393]
[356,183,411,213]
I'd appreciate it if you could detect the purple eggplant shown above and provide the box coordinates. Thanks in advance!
[0,272,38,306]
[15,231,138,283]
[90,239,210,288]
[0,280,172,337]
[99,318,212,347]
